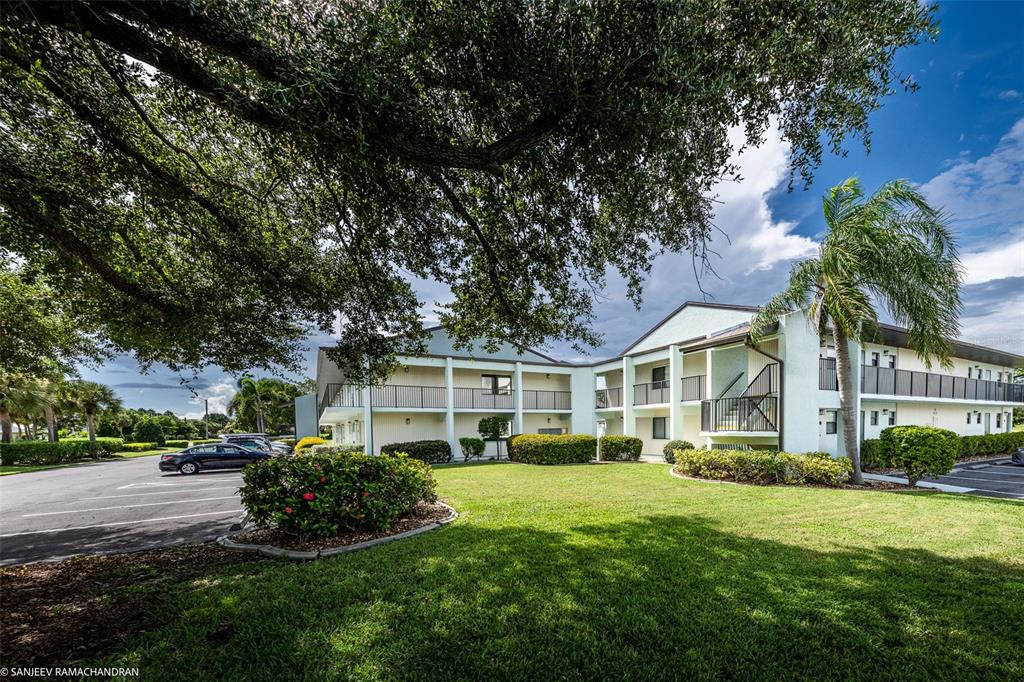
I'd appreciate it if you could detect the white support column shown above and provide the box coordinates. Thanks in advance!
[514,362,524,435]
[622,356,635,436]
[569,367,596,435]
[669,344,683,439]
[704,348,714,447]
[445,357,456,458]
[362,386,373,454]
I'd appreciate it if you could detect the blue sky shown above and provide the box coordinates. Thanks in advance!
[82,1,1024,417]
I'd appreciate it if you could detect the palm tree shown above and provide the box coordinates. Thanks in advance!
[65,380,122,443]
[0,373,48,442]
[228,377,286,433]
[751,178,961,485]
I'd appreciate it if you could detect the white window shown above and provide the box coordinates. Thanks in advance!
[967,411,972,425]
[968,367,973,379]
[886,354,896,368]
[888,410,896,426]
[870,411,879,426]
[976,412,982,424]
[996,413,1002,429]
[652,417,667,440]
[824,411,837,434]
[986,369,992,381]
[870,352,880,367]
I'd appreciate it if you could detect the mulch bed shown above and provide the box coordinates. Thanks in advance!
[0,544,262,667]
[232,502,452,551]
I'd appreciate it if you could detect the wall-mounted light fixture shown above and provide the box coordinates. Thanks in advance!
[546,417,551,423]
[546,373,550,379]
[881,409,889,414]
[404,417,411,425]
[403,366,409,372]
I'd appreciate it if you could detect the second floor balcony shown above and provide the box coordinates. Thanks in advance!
[818,359,1024,403]
[321,383,571,412]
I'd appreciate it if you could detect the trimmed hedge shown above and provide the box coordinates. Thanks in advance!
[673,448,852,486]
[600,435,642,461]
[380,439,452,464]
[863,429,1024,470]
[0,437,125,465]
[662,439,694,464]
[879,426,959,486]
[507,434,596,465]
[311,444,364,455]
[459,437,485,462]
[121,442,158,453]
[240,451,437,539]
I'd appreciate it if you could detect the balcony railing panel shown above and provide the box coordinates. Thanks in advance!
[681,375,706,402]
[595,387,623,409]
[321,383,363,413]
[634,381,670,405]
[701,396,778,432]
[819,357,838,391]
[370,384,446,409]
[861,365,1024,403]
[523,390,571,410]
[453,387,514,410]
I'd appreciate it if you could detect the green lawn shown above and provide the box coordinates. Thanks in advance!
[0,447,179,475]
[86,463,1022,679]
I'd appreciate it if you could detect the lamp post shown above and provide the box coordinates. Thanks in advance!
[204,399,209,439]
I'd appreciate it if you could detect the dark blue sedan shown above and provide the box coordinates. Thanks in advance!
[159,443,270,475]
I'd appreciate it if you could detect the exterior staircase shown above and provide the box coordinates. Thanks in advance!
[701,363,779,432]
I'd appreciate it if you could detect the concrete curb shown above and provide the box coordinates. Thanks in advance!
[861,472,975,493]
[216,502,458,561]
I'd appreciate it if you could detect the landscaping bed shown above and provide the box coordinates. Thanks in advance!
[671,468,914,491]
[230,502,453,552]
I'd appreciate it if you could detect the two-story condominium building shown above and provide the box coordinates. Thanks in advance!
[306,302,1023,458]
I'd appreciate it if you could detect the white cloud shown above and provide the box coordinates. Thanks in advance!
[998,89,1021,101]
[919,117,1024,247]
[182,378,236,419]
[960,238,1024,285]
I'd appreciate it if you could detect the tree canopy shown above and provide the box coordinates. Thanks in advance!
[0,0,937,381]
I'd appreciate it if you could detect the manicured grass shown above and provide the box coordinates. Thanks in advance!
[0,447,180,475]
[78,463,1024,679]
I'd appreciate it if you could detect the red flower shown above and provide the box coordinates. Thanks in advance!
[363,491,370,497]
[302,492,315,501]
[284,506,293,514]
[320,477,326,484]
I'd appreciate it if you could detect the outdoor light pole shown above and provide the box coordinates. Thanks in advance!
[204,399,209,439]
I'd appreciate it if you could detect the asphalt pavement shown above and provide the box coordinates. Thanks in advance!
[0,456,244,565]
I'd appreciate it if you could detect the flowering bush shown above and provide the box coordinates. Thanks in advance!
[294,436,326,453]
[240,451,437,539]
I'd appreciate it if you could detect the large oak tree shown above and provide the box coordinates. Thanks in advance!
[0,0,937,381]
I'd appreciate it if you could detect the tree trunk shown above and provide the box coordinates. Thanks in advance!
[86,412,97,442]
[833,326,863,485]
[0,408,10,443]
[45,405,58,442]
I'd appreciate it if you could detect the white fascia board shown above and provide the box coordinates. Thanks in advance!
[624,347,672,366]
[395,356,448,368]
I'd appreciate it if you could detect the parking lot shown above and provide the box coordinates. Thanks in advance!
[0,456,244,565]
[929,457,1024,500]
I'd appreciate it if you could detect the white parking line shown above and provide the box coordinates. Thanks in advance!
[118,479,241,489]
[939,474,1024,486]
[78,487,239,501]
[0,510,240,537]
[22,496,238,517]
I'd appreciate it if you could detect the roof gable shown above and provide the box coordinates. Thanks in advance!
[622,302,759,354]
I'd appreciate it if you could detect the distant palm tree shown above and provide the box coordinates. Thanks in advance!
[65,380,122,443]
[0,374,48,442]
[229,377,287,433]
[751,178,961,485]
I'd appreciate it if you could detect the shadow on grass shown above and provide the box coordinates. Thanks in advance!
[91,513,1024,681]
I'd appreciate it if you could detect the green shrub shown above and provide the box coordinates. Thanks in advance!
[960,431,1024,458]
[662,439,694,464]
[277,438,297,447]
[380,439,452,464]
[860,439,888,468]
[459,437,485,462]
[507,434,596,465]
[600,435,642,461]
[131,418,165,446]
[879,425,959,486]
[295,436,326,452]
[121,442,157,453]
[673,448,851,486]
[164,439,190,449]
[240,451,437,539]
[783,452,853,485]
[191,438,221,445]
[0,438,124,465]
